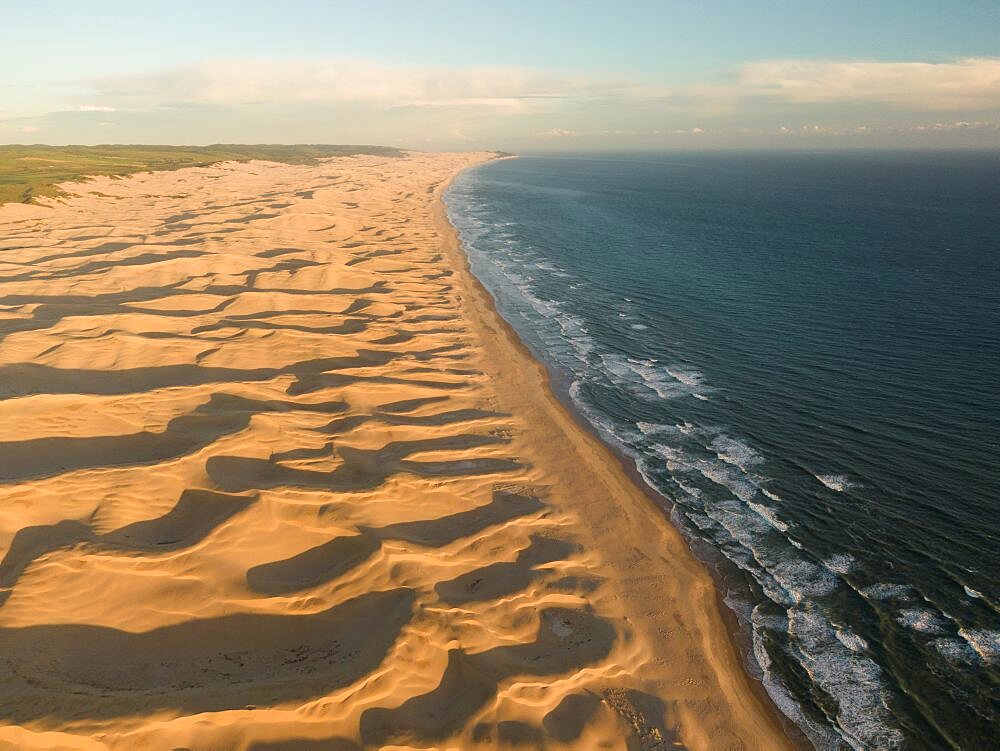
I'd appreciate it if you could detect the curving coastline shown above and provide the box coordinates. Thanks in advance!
[436,156,798,749]
[0,150,793,749]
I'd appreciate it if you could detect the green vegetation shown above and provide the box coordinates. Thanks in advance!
[0,144,404,205]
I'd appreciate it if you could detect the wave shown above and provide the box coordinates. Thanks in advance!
[959,628,1000,663]
[896,607,948,634]
[665,366,706,388]
[558,350,907,747]
[788,608,905,750]
[711,435,764,471]
[748,501,791,532]
[836,627,869,653]
[859,582,915,601]
[443,170,949,751]
[823,553,856,575]
[815,474,858,492]
[751,607,845,751]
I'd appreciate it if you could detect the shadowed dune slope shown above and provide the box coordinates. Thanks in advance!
[0,153,792,750]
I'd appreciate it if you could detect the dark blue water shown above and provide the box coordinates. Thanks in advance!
[445,151,1000,750]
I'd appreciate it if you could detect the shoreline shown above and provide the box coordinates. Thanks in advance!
[433,157,798,749]
[439,157,812,750]
[0,151,796,749]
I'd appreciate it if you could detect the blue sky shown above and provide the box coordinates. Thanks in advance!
[2,1,998,149]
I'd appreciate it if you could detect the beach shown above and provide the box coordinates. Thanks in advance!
[0,151,792,750]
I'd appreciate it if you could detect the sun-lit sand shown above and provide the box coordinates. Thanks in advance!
[0,152,792,750]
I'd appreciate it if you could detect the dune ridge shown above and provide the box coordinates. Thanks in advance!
[0,152,792,749]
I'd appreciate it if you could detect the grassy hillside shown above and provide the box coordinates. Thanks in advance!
[0,144,404,205]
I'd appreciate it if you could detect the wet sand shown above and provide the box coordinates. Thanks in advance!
[0,151,792,749]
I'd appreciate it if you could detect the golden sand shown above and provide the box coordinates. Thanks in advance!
[0,152,792,749]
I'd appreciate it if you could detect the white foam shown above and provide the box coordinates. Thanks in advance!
[788,608,905,750]
[665,365,705,387]
[751,606,787,634]
[692,393,709,400]
[748,501,790,532]
[836,627,869,653]
[468,251,599,371]
[635,421,675,437]
[761,487,782,502]
[712,435,764,471]
[959,628,1000,663]
[815,474,858,492]
[823,553,856,575]
[963,585,982,599]
[896,608,947,634]
[674,479,703,499]
[599,354,688,400]
[686,511,716,532]
[860,583,915,601]
[770,559,840,601]
[688,497,781,576]
[698,462,759,503]
[631,358,707,400]
[933,637,978,663]
[630,323,649,330]
[567,379,586,409]
[748,608,845,751]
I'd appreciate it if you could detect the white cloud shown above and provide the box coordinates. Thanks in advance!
[854,120,995,134]
[19,124,39,133]
[93,59,610,109]
[536,128,579,137]
[71,56,1000,118]
[735,57,1000,110]
[745,120,1000,137]
[86,58,1000,112]
[15,56,995,146]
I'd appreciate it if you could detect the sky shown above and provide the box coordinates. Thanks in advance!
[2,0,999,150]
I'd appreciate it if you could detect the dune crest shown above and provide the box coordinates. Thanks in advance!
[0,153,791,749]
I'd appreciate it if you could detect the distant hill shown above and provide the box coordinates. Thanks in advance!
[0,144,404,205]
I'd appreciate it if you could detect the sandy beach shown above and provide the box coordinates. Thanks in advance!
[0,152,793,750]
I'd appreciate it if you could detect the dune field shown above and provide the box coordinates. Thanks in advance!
[0,152,792,750]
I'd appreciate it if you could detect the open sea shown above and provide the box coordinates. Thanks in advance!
[444,151,1000,750]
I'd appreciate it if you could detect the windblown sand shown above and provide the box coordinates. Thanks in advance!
[0,153,792,750]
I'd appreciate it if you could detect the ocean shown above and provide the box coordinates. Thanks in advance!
[444,151,1000,750]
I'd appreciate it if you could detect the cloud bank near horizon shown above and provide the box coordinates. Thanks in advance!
[734,58,1000,110]
[4,56,999,148]
[81,56,1000,111]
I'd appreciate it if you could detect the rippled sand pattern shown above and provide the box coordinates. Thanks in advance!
[0,153,790,750]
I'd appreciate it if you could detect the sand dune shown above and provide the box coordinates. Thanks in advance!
[0,153,792,749]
